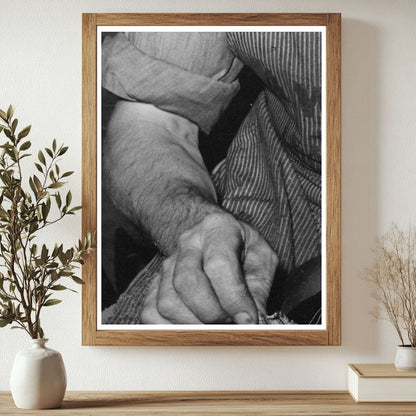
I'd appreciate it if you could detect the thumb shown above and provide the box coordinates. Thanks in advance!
[242,239,278,317]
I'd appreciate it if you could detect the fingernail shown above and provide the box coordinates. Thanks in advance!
[233,312,254,324]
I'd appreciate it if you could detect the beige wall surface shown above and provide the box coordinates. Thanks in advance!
[0,0,415,390]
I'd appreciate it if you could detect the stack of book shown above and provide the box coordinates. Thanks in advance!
[348,364,416,402]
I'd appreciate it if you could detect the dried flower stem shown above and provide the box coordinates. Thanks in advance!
[363,223,416,347]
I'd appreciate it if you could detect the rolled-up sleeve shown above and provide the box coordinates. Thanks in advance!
[102,32,243,134]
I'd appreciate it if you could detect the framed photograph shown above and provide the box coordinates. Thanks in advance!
[82,13,341,346]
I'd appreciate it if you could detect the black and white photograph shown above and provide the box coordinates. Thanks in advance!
[97,27,326,329]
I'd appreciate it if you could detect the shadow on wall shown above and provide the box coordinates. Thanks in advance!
[341,19,381,356]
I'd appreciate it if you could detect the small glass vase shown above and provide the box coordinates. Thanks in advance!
[394,345,416,371]
[10,338,67,409]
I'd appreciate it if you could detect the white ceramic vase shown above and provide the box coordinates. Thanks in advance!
[394,345,416,371]
[10,339,67,409]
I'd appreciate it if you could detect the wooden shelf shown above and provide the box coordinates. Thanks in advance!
[1,391,416,415]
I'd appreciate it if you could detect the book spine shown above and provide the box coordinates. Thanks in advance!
[347,366,359,402]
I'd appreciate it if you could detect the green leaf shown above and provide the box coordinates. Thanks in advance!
[38,150,46,165]
[34,162,43,173]
[48,182,64,189]
[45,148,53,158]
[0,317,13,327]
[3,129,12,140]
[33,175,42,192]
[71,276,85,285]
[18,125,31,140]
[19,140,31,151]
[11,119,18,133]
[38,325,44,339]
[51,285,78,293]
[65,191,72,207]
[58,146,68,156]
[43,299,62,307]
[50,285,68,291]
[41,244,48,262]
[29,222,38,234]
[51,244,59,258]
[29,177,37,196]
[55,193,62,208]
[58,250,66,264]
[61,171,74,178]
[57,244,63,257]
[38,190,47,200]
[0,109,7,121]
[69,206,82,213]
[52,139,57,152]
[41,202,50,220]
[6,105,14,121]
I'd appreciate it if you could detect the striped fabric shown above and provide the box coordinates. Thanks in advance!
[216,32,322,273]
[227,32,322,171]
[102,32,322,324]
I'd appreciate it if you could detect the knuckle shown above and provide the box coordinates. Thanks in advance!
[204,256,230,278]
[201,212,236,230]
[200,215,244,251]
[172,270,196,294]
[200,214,218,229]
[226,282,250,300]
[177,229,200,251]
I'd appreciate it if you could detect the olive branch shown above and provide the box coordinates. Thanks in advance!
[0,105,95,338]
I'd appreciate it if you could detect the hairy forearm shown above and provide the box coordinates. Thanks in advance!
[103,101,223,255]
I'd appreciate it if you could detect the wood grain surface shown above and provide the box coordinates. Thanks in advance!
[81,13,98,346]
[326,13,342,347]
[350,364,416,378]
[82,13,342,346]
[1,391,416,415]
[94,13,330,26]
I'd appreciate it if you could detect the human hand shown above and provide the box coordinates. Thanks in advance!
[141,213,278,324]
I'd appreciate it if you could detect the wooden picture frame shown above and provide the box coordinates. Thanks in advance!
[82,13,341,346]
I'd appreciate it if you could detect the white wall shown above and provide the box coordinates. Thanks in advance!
[0,0,415,391]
